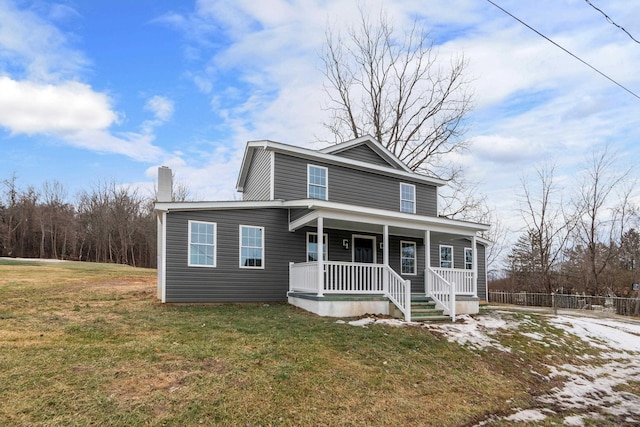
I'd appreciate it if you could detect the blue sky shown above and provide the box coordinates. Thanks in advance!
[1,0,640,235]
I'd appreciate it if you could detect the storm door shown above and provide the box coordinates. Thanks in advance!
[353,236,375,263]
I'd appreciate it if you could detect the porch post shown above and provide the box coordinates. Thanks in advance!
[317,216,324,297]
[472,234,478,297]
[383,225,389,266]
[425,230,431,297]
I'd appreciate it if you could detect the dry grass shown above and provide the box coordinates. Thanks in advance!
[0,260,598,426]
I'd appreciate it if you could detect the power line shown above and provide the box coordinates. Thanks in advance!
[485,0,640,101]
[584,0,640,45]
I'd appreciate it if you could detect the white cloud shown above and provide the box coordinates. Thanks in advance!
[0,76,163,162]
[0,1,171,163]
[144,95,174,122]
[0,77,117,134]
[0,0,87,81]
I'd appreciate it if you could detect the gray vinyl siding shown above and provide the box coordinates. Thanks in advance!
[165,208,304,303]
[242,149,272,200]
[332,144,397,168]
[274,153,437,216]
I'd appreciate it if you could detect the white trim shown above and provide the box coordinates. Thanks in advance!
[352,234,377,263]
[439,244,453,268]
[188,220,217,268]
[464,247,473,270]
[400,240,417,276]
[383,225,389,266]
[306,232,328,262]
[239,225,265,269]
[307,164,328,200]
[236,139,446,192]
[156,200,285,212]
[400,182,416,214]
[269,150,275,200]
[159,211,167,303]
[317,217,324,297]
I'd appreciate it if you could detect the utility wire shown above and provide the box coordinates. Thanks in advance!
[485,0,640,101]
[584,0,640,45]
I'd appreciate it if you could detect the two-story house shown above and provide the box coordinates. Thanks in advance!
[155,136,490,321]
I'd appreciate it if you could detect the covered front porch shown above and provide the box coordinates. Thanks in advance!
[285,201,489,322]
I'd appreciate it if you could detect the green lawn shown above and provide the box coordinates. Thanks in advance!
[0,260,605,426]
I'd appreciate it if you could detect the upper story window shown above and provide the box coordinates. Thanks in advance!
[465,247,473,270]
[400,241,417,275]
[240,225,264,269]
[307,165,328,200]
[307,232,328,262]
[188,221,216,267]
[439,245,453,268]
[400,183,416,214]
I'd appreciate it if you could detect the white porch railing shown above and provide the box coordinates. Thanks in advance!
[426,267,456,321]
[289,262,318,293]
[289,261,412,321]
[430,267,475,296]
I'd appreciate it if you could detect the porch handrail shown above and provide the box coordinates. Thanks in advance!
[430,267,475,296]
[384,265,411,322]
[426,267,456,321]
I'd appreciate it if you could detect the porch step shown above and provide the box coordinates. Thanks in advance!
[409,294,449,322]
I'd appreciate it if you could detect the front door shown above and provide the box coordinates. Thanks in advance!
[353,236,375,263]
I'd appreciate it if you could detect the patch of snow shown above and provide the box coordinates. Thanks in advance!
[505,409,547,422]
[540,360,640,417]
[422,314,512,352]
[563,415,584,426]
[549,316,640,353]
[374,318,408,327]
[347,318,375,327]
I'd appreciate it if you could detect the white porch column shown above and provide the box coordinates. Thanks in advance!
[317,216,324,297]
[424,230,431,297]
[472,234,478,297]
[383,225,389,266]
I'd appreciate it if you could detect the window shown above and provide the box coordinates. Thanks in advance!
[400,183,416,213]
[439,245,453,268]
[401,241,417,275]
[308,165,328,200]
[307,232,328,262]
[240,225,264,268]
[188,221,216,267]
[465,247,473,270]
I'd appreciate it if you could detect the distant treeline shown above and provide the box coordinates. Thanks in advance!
[0,175,157,268]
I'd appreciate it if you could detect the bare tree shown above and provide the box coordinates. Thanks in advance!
[321,7,476,215]
[518,163,576,293]
[574,147,630,295]
[477,207,509,277]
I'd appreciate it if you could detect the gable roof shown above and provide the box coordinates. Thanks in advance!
[236,136,446,192]
[319,135,412,173]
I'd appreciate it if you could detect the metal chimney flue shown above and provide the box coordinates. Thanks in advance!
[157,166,173,202]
